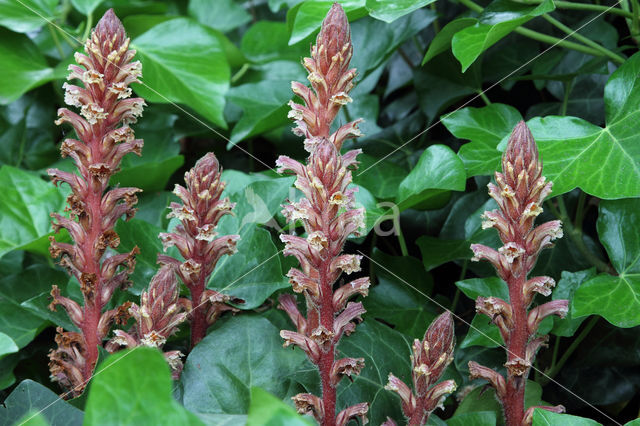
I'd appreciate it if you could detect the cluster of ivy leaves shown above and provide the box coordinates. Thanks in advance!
[0,0,639,425]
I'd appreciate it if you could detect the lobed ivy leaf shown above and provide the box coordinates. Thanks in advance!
[365,0,435,23]
[447,412,499,426]
[240,21,307,64]
[0,379,83,426]
[0,166,66,259]
[451,0,555,72]
[572,199,640,327]
[0,0,57,33]
[0,28,55,105]
[532,408,601,425]
[179,315,307,419]
[246,387,312,426]
[396,144,466,211]
[416,236,471,271]
[188,0,251,33]
[132,18,230,129]
[442,103,522,177]
[525,52,640,198]
[116,218,164,294]
[84,348,203,425]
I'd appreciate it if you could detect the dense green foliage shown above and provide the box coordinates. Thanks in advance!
[0,0,639,425]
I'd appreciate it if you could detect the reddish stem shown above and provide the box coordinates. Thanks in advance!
[319,262,337,426]
[504,271,528,426]
[189,277,207,348]
[408,398,427,426]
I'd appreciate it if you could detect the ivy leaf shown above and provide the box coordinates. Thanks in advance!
[365,0,435,23]
[422,18,476,65]
[441,103,522,177]
[572,199,640,327]
[451,0,555,72]
[532,408,601,425]
[396,145,466,211]
[414,52,481,123]
[179,315,307,418]
[0,166,66,259]
[447,412,499,426]
[0,332,18,360]
[0,380,83,426]
[228,79,292,145]
[132,18,230,128]
[188,0,251,33]
[70,0,103,16]
[246,387,312,426]
[550,269,596,337]
[0,0,57,33]
[336,320,412,425]
[286,0,367,45]
[241,21,307,64]
[84,348,203,425]
[365,250,437,338]
[352,154,406,199]
[210,175,295,309]
[0,28,55,104]
[115,108,183,192]
[416,236,471,271]
[526,52,640,198]
[115,218,164,294]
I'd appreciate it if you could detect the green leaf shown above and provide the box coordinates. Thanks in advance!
[550,269,596,337]
[532,408,601,425]
[396,145,466,211]
[287,0,367,46]
[114,108,183,191]
[0,166,66,258]
[365,250,437,338]
[442,103,522,177]
[414,52,481,123]
[0,332,18,360]
[132,18,230,128]
[0,28,55,104]
[572,199,640,327]
[188,0,251,33]
[246,387,312,426]
[525,52,640,198]
[416,236,470,271]
[456,277,509,301]
[115,218,164,294]
[448,412,499,426]
[336,320,412,425]
[0,380,83,426]
[451,0,555,71]
[366,0,435,23]
[179,315,307,417]
[70,0,103,15]
[422,18,476,65]
[241,21,307,64]
[352,154,406,199]
[0,0,57,33]
[84,348,203,426]
[210,175,295,309]
[228,79,292,144]
[456,380,543,419]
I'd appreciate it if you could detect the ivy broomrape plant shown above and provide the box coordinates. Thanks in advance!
[275,4,369,426]
[469,122,569,426]
[46,9,145,397]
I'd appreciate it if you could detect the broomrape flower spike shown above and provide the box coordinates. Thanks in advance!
[277,4,369,426]
[105,265,187,379]
[383,312,457,426]
[468,122,568,426]
[158,152,240,348]
[47,9,145,397]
